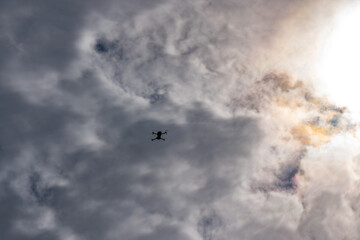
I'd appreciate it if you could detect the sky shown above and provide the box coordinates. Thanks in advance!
[1,0,360,239]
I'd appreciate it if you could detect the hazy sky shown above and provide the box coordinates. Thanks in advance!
[1,0,360,239]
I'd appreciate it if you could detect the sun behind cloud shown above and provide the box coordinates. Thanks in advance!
[316,2,360,118]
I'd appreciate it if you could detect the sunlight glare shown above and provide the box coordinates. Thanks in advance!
[317,3,360,118]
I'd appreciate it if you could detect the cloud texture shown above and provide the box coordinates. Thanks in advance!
[1,0,359,239]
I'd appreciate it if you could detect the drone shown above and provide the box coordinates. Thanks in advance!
[151,130,167,141]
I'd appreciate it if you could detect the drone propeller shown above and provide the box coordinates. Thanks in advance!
[151,130,168,135]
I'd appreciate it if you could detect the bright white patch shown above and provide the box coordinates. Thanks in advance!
[317,3,360,119]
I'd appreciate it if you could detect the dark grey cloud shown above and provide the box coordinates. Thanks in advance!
[1,0,359,240]
[197,210,223,240]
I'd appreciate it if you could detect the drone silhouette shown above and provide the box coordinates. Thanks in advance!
[151,130,167,141]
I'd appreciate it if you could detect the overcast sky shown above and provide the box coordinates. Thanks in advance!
[1,0,360,239]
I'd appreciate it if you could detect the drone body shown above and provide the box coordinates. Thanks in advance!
[152,130,167,141]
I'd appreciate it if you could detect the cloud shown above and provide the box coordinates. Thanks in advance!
[1,0,360,240]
